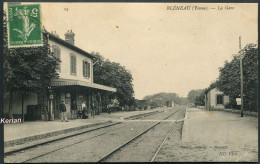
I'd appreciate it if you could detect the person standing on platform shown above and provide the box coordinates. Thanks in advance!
[96,92,101,115]
[107,99,113,114]
[71,100,77,120]
[91,102,96,118]
[59,101,68,122]
[81,100,88,119]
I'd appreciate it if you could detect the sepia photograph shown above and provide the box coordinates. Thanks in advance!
[1,1,258,163]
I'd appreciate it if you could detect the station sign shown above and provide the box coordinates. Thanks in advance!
[236,98,241,105]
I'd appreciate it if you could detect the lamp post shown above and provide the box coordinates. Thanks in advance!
[48,87,54,120]
[239,36,244,117]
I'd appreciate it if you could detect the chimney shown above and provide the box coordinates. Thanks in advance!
[64,29,75,45]
[53,31,59,38]
[51,31,60,38]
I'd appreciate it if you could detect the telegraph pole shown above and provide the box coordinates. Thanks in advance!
[239,36,244,117]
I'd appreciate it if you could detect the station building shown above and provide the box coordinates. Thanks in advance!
[3,29,116,121]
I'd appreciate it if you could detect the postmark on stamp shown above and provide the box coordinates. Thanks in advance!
[8,4,42,47]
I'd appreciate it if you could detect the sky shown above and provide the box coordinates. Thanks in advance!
[7,3,258,99]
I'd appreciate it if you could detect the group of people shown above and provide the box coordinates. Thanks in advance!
[80,100,96,119]
[107,98,119,114]
[59,100,97,122]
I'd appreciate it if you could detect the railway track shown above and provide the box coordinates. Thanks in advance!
[5,109,165,157]
[150,118,178,162]
[97,108,184,162]
[4,107,185,163]
[6,121,153,163]
[20,124,129,163]
[4,122,122,156]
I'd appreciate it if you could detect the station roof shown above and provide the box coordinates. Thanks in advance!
[51,78,116,92]
[43,29,95,59]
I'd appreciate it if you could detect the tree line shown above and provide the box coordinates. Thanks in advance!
[188,43,258,111]
[187,89,204,106]
[216,43,258,111]
[91,52,135,110]
[143,92,188,106]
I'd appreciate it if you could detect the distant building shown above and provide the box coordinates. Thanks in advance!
[145,95,175,108]
[204,87,229,110]
[166,100,175,107]
[135,99,148,110]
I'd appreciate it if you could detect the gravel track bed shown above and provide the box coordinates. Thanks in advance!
[5,107,181,163]
[103,107,186,162]
[4,122,128,163]
[153,121,184,162]
[136,108,178,121]
[153,108,186,162]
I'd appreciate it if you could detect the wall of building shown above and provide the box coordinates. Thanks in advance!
[56,87,92,119]
[209,88,229,109]
[223,95,229,104]
[205,92,210,110]
[49,39,93,83]
[4,92,38,115]
[59,91,71,118]
[171,101,175,107]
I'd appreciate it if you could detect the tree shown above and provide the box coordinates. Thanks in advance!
[3,12,59,117]
[216,43,258,111]
[143,92,178,101]
[92,52,135,108]
[194,92,205,106]
[187,89,203,104]
[143,92,188,106]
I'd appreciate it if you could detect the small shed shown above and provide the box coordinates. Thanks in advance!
[204,87,229,110]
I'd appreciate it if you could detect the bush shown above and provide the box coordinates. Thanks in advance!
[129,106,135,111]
[125,105,129,111]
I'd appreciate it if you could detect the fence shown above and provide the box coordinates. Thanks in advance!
[199,106,258,117]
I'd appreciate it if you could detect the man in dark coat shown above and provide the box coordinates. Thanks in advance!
[59,101,68,122]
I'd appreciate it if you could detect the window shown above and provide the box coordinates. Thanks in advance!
[83,60,90,78]
[52,45,61,71]
[216,95,223,104]
[70,54,76,75]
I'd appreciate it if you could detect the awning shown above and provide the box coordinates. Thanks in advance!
[51,78,116,92]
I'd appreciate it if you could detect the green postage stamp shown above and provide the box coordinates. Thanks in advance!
[8,4,42,47]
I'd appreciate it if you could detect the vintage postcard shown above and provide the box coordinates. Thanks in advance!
[2,1,258,163]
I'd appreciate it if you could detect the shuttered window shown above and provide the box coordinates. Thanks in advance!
[83,60,90,78]
[70,54,76,75]
[52,45,61,71]
[216,95,223,104]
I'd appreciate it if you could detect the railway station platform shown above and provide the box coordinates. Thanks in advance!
[4,108,166,148]
[181,108,258,161]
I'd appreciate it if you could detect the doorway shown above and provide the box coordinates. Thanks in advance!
[65,93,71,118]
